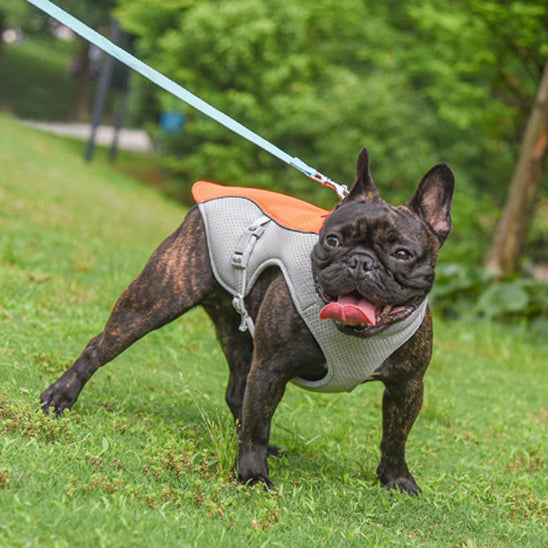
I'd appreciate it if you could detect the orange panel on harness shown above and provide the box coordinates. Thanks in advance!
[192,181,331,234]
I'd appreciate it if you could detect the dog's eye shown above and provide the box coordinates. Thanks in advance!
[392,249,414,261]
[325,235,341,247]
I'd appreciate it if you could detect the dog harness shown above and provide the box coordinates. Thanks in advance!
[193,182,427,393]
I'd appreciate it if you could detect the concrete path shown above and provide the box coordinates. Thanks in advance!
[20,120,154,153]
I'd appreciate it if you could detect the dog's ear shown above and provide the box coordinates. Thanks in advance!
[342,147,380,204]
[408,163,455,245]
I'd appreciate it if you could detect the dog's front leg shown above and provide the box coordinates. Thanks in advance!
[235,276,324,488]
[236,356,291,488]
[374,312,433,496]
[376,376,425,495]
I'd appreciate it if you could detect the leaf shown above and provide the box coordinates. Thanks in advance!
[477,282,530,318]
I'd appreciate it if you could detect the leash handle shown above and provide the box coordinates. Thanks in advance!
[25,0,345,199]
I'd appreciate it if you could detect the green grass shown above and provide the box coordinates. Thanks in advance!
[0,114,547,547]
[0,38,79,120]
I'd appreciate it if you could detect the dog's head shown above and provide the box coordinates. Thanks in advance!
[312,147,454,337]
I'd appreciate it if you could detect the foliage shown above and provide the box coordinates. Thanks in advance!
[116,0,447,202]
[0,0,35,32]
[115,0,548,316]
[59,0,116,30]
[115,0,548,207]
[1,116,547,547]
[2,0,548,322]
[432,262,548,335]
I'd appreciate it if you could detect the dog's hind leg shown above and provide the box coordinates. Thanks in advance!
[41,207,215,415]
[203,297,253,426]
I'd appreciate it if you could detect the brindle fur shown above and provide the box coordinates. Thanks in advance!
[41,148,454,495]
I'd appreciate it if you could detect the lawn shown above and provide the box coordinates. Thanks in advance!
[0,38,78,120]
[0,115,546,547]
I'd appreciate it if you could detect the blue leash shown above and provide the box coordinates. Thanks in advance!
[25,0,348,199]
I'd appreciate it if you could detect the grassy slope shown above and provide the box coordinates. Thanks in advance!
[0,39,78,121]
[0,115,546,547]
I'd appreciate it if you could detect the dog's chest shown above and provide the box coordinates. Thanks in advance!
[197,196,426,393]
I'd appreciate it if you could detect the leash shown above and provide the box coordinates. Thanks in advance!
[25,0,349,200]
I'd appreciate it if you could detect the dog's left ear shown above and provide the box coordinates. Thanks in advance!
[343,147,380,204]
[408,164,455,245]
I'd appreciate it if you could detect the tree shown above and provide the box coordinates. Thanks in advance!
[379,0,548,266]
[485,57,548,274]
[404,0,548,191]
[60,0,116,120]
[116,0,548,231]
[0,0,32,62]
[116,0,451,205]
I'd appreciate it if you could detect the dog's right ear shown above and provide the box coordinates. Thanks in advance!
[342,147,381,204]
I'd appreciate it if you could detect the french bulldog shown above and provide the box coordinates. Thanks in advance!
[40,147,454,495]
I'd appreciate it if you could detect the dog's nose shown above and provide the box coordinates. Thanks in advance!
[346,252,377,275]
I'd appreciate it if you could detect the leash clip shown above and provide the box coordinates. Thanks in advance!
[289,157,349,200]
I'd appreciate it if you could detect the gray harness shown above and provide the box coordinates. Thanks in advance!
[198,197,427,393]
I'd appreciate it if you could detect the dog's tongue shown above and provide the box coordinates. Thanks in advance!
[319,295,378,326]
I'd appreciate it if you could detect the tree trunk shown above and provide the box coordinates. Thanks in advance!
[484,56,548,275]
[0,11,5,65]
[70,41,92,121]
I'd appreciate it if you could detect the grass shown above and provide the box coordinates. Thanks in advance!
[0,114,547,547]
[0,38,79,120]
[0,35,196,207]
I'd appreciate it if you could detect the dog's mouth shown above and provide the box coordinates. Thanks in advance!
[318,292,414,336]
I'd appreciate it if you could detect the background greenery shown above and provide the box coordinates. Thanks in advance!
[1,115,546,547]
[4,1,548,204]
[2,0,548,325]
[115,0,548,201]
[1,1,547,544]
[0,37,77,119]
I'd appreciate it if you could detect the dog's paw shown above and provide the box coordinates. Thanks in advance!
[40,382,78,416]
[380,475,422,496]
[237,445,275,489]
[237,471,274,490]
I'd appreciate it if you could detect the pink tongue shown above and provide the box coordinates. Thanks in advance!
[319,295,378,326]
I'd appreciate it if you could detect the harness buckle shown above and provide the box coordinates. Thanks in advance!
[231,217,270,269]
[230,215,271,335]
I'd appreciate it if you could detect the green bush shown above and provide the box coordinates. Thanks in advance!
[432,262,548,331]
[117,0,547,202]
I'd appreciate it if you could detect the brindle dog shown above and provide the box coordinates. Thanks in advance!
[41,148,454,495]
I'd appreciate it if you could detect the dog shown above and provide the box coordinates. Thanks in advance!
[41,147,454,495]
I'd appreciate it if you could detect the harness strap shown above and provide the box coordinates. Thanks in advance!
[231,215,271,335]
[198,197,429,393]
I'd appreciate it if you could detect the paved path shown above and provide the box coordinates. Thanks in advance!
[20,120,154,153]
